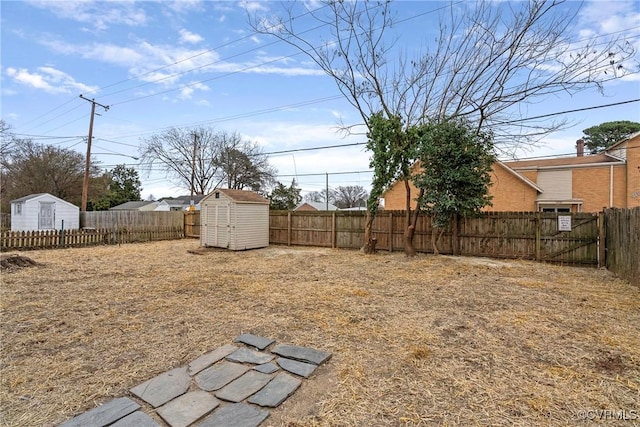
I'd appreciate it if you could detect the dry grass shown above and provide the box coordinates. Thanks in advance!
[1,240,638,427]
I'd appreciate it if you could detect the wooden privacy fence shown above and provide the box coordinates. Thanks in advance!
[604,207,640,285]
[81,211,184,229]
[184,211,200,238]
[268,210,601,266]
[1,226,184,251]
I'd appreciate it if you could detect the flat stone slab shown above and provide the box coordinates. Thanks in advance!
[276,357,318,378]
[130,367,191,408]
[271,344,331,365]
[110,411,161,427]
[253,362,279,374]
[226,347,274,365]
[233,333,275,350]
[195,361,250,391]
[157,391,219,427]
[58,397,140,427]
[247,372,302,408]
[189,344,238,375]
[215,371,273,402]
[199,403,269,427]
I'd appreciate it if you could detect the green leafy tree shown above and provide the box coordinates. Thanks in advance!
[269,179,302,210]
[88,165,142,210]
[414,119,496,255]
[582,121,640,153]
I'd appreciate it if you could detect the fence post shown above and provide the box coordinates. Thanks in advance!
[598,211,606,268]
[331,212,337,248]
[287,211,292,246]
[535,211,541,261]
[388,211,393,252]
[451,213,459,256]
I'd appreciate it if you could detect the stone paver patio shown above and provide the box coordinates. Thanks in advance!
[59,334,332,427]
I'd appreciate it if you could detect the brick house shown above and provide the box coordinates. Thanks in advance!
[382,131,640,213]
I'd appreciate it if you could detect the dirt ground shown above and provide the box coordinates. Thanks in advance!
[1,240,638,427]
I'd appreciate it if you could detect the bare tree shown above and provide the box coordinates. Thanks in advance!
[140,127,277,195]
[304,189,335,204]
[140,127,223,195]
[1,139,104,212]
[334,185,368,209]
[253,0,636,254]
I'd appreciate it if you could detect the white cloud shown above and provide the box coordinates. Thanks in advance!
[27,1,147,30]
[239,0,268,13]
[250,35,261,44]
[179,81,210,100]
[179,29,204,44]
[5,66,98,94]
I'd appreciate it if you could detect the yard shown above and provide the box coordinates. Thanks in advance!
[1,239,638,426]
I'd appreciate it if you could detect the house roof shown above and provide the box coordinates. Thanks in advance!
[502,153,621,170]
[109,201,156,210]
[495,162,543,192]
[295,201,339,211]
[606,130,640,152]
[203,189,269,204]
[160,195,206,204]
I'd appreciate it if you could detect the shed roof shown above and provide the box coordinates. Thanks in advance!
[10,193,78,207]
[11,193,50,203]
[204,189,269,204]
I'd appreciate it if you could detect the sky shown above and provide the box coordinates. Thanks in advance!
[1,0,640,201]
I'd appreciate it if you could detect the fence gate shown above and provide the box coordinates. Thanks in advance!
[538,212,599,266]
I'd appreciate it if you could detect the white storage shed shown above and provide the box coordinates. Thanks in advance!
[200,189,269,250]
[10,193,80,231]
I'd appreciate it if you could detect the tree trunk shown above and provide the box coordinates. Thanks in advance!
[403,188,424,257]
[431,226,444,256]
[362,210,377,254]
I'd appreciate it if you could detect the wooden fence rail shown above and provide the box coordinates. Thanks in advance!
[1,226,184,251]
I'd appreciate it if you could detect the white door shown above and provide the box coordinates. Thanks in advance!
[215,203,230,248]
[39,202,55,229]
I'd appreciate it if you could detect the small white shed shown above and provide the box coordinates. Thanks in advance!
[10,193,79,231]
[200,189,269,250]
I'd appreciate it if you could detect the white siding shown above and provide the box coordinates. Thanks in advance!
[200,191,268,250]
[11,194,79,231]
[231,204,269,250]
[537,170,572,201]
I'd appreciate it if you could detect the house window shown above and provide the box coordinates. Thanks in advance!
[541,207,571,213]
[14,203,22,215]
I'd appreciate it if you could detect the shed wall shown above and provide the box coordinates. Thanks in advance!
[200,192,268,250]
[11,195,79,231]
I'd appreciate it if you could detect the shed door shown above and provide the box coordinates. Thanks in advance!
[39,202,55,230]
[214,203,231,248]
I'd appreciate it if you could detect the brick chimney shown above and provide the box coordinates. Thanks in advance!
[576,139,584,157]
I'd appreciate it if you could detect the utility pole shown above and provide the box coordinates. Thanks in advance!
[326,172,329,211]
[79,94,109,212]
[189,132,197,211]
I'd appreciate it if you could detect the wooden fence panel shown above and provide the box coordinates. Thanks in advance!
[605,207,640,286]
[538,212,599,265]
[81,211,184,229]
[184,212,200,238]
[1,226,184,251]
[459,212,537,260]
